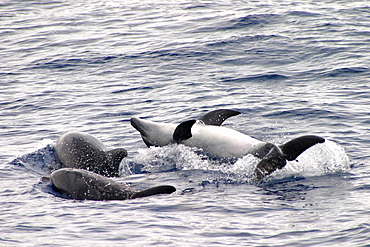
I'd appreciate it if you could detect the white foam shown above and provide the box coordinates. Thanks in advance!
[36,138,54,150]
[130,140,350,181]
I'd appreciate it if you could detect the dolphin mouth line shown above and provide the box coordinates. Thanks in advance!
[130,118,147,137]
[130,118,156,147]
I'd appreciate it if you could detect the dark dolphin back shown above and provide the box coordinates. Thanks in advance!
[50,168,134,200]
[50,168,176,200]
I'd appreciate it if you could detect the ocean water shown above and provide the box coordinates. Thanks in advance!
[1,0,370,246]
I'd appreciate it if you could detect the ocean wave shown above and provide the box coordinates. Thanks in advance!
[207,34,280,47]
[228,14,280,29]
[323,67,369,77]
[29,55,122,70]
[222,74,289,82]
[263,108,341,119]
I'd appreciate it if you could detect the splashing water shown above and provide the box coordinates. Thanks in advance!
[131,140,350,183]
[11,139,60,175]
[275,140,351,178]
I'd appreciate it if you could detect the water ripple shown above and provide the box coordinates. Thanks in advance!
[1,0,369,246]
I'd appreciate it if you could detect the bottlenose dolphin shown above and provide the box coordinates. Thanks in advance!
[44,168,176,200]
[130,109,325,180]
[55,132,127,177]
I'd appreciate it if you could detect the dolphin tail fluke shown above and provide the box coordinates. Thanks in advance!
[132,185,176,199]
[254,146,287,181]
[254,135,325,181]
[279,135,325,161]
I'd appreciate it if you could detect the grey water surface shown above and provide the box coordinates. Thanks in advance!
[1,0,370,246]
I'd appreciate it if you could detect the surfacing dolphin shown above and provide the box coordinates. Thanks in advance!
[130,109,325,180]
[55,131,127,177]
[44,168,176,200]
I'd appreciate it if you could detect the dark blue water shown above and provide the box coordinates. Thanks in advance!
[1,1,370,246]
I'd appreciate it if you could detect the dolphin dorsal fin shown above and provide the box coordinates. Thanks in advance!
[279,135,325,161]
[173,120,196,142]
[198,109,241,126]
[106,148,128,169]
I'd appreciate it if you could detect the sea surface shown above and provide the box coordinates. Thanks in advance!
[1,0,370,246]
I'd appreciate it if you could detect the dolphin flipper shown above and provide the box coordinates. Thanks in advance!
[132,185,176,199]
[173,120,196,142]
[198,109,241,126]
[280,135,325,161]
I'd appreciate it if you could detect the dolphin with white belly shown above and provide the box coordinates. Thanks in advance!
[130,109,325,180]
[44,168,176,200]
[55,132,127,177]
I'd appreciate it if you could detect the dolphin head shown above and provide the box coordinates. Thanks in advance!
[130,117,176,147]
[55,132,127,177]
